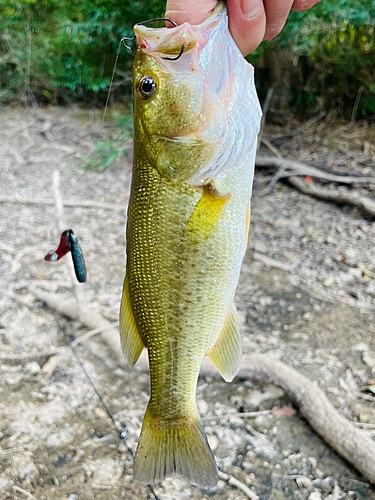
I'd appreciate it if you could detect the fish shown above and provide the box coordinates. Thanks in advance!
[119,2,261,488]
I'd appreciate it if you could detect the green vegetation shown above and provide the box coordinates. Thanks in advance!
[248,0,375,117]
[0,0,374,117]
[0,0,165,103]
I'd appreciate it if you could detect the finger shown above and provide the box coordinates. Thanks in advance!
[263,0,294,40]
[165,0,217,26]
[292,0,321,12]
[226,0,266,56]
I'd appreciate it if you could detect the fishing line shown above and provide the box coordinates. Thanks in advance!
[102,39,126,125]
[52,313,161,500]
[102,17,179,125]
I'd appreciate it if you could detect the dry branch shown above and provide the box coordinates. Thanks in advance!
[288,176,375,218]
[256,154,375,186]
[28,286,124,365]
[0,322,119,363]
[0,195,125,211]
[253,251,299,272]
[257,86,275,151]
[51,170,87,319]
[256,151,375,218]
[218,471,259,500]
[12,486,37,500]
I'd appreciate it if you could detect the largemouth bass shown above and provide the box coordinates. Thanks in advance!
[120,3,261,488]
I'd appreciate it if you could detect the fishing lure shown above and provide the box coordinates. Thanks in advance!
[45,229,87,283]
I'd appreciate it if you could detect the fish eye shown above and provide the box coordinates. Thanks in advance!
[138,76,156,99]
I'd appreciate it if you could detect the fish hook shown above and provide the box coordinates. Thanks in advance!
[121,18,178,50]
[122,18,184,60]
[162,45,185,61]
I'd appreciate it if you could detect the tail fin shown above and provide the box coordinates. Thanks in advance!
[133,405,218,488]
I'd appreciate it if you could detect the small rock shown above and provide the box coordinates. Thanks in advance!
[25,361,41,375]
[228,415,244,426]
[197,399,208,416]
[83,458,122,485]
[242,461,254,472]
[19,462,39,480]
[246,386,285,410]
[363,351,375,374]
[308,491,322,500]
[94,407,108,419]
[0,477,12,489]
[296,476,311,488]
[353,343,368,352]
[308,456,317,469]
[46,427,74,447]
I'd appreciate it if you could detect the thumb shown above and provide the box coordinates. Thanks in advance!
[165,0,217,26]
[227,0,266,56]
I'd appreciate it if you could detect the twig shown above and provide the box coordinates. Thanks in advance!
[0,322,120,363]
[256,152,375,218]
[0,447,24,455]
[203,410,270,421]
[350,87,364,126]
[256,155,375,186]
[28,286,124,364]
[218,471,259,500]
[260,138,282,158]
[287,176,375,218]
[0,195,126,211]
[257,86,274,151]
[253,251,299,272]
[71,321,120,348]
[269,111,327,140]
[199,354,375,485]
[12,486,37,500]
[353,422,375,430]
[52,170,87,320]
[325,87,364,140]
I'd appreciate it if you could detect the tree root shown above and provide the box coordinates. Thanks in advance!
[287,176,375,218]
[200,354,375,484]
[256,152,375,218]
[256,154,375,186]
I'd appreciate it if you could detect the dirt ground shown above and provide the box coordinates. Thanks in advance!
[1,106,375,500]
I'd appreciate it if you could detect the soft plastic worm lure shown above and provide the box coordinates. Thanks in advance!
[45,229,87,283]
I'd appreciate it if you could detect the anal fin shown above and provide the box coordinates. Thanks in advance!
[120,275,145,367]
[207,304,242,382]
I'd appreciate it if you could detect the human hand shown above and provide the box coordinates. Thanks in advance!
[165,0,321,56]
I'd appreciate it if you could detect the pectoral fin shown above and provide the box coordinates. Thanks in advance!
[186,183,230,242]
[207,304,242,382]
[120,275,145,367]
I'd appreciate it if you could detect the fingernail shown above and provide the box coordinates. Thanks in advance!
[241,0,263,18]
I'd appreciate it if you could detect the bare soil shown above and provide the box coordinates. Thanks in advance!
[1,106,375,500]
